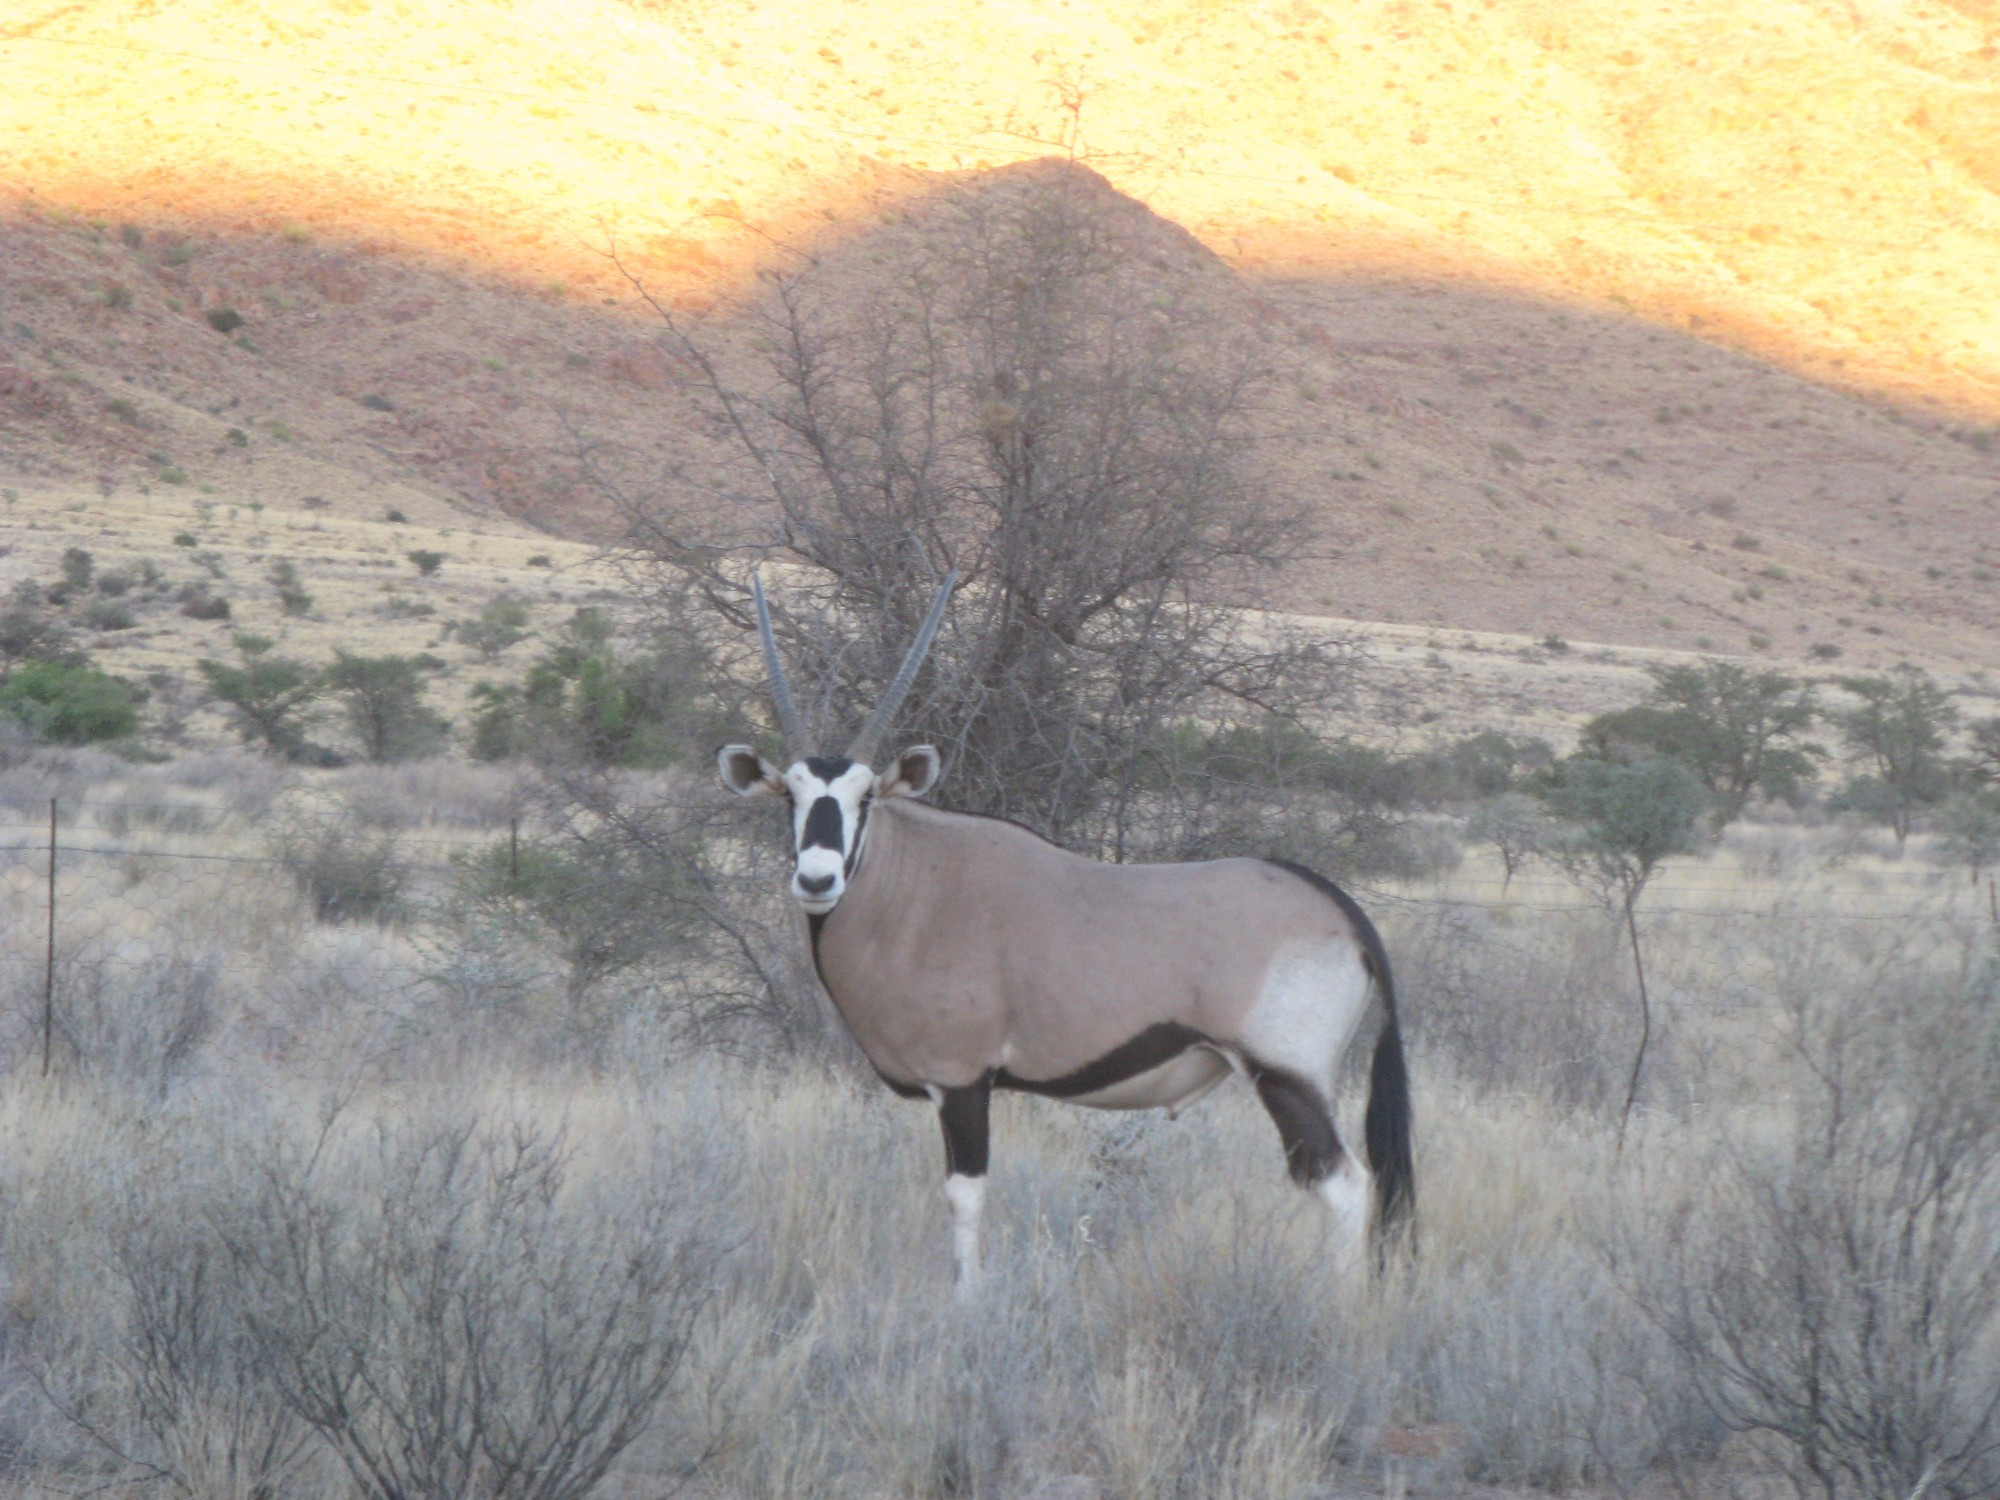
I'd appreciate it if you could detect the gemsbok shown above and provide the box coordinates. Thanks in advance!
[718,572,1414,1291]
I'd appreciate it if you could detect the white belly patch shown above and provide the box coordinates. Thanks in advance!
[1067,1045,1234,1112]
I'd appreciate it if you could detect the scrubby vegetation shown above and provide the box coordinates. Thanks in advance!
[0,751,1993,1500]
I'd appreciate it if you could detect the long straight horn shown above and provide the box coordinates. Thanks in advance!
[847,569,956,766]
[752,573,810,762]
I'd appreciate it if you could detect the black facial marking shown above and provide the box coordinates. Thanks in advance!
[936,1075,993,1177]
[1247,1061,1344,1186]
[845,794,873,877]
[994,1022,1208,1098]
[801,794,845,852]
[804,755,856,782]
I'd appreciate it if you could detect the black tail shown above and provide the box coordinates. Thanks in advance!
[1264,861,1417,1253]
[1362,956,1417,1251]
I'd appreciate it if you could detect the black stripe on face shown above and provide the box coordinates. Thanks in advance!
[845,794,873,877]
[800,794,845,852]
[804,755,856,781]
[994,1022,1209,1098]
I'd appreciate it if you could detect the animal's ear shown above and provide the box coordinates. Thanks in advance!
[881,745,942,799]
[717,744,785,797]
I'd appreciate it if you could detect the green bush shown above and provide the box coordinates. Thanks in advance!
[180,594,231,621]
[457,835,680,998]
[60,547,95,589]
[468,682,521,763]
[0,660,141,744]
[269,559,313,617]
[1579,661,1821,824]
[455,591,530,660]
[521,610,694,768]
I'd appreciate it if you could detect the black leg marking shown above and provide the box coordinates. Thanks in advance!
[937,1074,993,1178]
[1249,1062,1344,1186]
[994,1022,1208,1098]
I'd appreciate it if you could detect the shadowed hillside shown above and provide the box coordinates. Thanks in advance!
[5,161,1997,672]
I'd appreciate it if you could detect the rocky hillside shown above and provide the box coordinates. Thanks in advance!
[5,160,1998,676]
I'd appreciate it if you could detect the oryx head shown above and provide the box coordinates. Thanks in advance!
[717,571,954,914]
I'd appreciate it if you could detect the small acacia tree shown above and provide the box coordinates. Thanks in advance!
[1932,790,2000,888]
[1581,659,1820,825]
[323,652,449,763]
[1540,755,1708,1148]
[1464,790,1558,892]
[197,634,320,759]
[1965,714,2000,793]
[1832,665,1959,848]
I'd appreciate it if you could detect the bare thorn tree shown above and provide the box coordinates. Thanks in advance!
[609,160,1356,859]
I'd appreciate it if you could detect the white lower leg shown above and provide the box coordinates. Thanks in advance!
[1316,1155,1372,1272]
[944,1173,986,1295]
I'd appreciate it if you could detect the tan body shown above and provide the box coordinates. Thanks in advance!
[816,799,1359,1099]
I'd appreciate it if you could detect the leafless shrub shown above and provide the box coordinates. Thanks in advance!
[271,808,409,925]
[147,748,293,817]
[331,758,524,829]
[224,1114,719,1500]
[614,161,1356,860]
[522,765,846,1058]
[0,745,133,811]
[41,946,220,1093]
[1395,903,1658,1115]
[89,1181,318,1498]
[1626,963,2000,1499]
[1411,1236,1713,1490]
[1,1106,321,1500]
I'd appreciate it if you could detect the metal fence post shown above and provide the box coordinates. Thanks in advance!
[42,796,55,1078]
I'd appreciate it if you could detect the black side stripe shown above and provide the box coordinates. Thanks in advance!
[994,1022,1208,1098]
[845,794,873,878]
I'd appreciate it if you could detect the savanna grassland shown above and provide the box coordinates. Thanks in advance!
[0,744,1994,1500]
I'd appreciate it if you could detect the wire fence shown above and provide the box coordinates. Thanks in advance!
[2,795,1996,1081]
